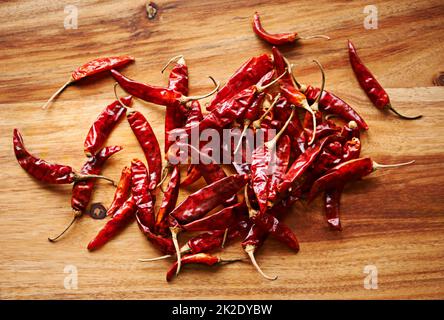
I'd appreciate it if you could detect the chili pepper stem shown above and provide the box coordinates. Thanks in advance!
[233,121,251,154]
[113,82,129,108]
[386,104,423,120]
[373,160,415,171]
[161,55,185,74]
[41,78,74,110]
[170,226,182,276]
[178,77,220,104]
[298,35,330,40]
[48,211,81,242]
[157,164,172,192]
[221,228,229,248]
[138,243,191,262]
[73,173,116,186]
[301,102,317,145]
[253,93,281,129]
[265,106,295,149]
[256,70,287,93]
[244,245,278,280]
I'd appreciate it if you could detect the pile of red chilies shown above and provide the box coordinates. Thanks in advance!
[13,13,420,281]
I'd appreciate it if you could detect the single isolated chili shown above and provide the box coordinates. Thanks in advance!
[348,40,422,120]
[252,12,330,46]
[42,55,135,109]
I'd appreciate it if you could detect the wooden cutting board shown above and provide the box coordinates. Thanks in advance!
[1,0,443,299]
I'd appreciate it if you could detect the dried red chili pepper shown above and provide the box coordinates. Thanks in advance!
[47,146,122,242]
[84,96,132,156]
[206,54,273,111]
[252,12,329,45]
[42,55,135,109]
[324,188,343,230]
[111,69,219,106]
[155,165,180,236]
[127,110,161,192]
[267,135,291,205]
[301,85,369,130]
[348,40,421,120]
[87,197,136,251]
[180,165,202,187]
[308,157,415,202]
[13,129,114,185]
[341,137,361,162]
[131,159,155,229]
[137,214,176,255]
[107,166,132,217]
[169,174,248,274]
[340,120,360,140]
[166,253,242,281]
[251,106,295,213]
[181,202,246,232]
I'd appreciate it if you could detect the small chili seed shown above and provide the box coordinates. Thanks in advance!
[146,2,158,20]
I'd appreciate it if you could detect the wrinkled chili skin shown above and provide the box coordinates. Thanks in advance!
[348,40,390,109]
[72,146,122,213]
[165,58,189,154]
[107,166,132,217]
[268,135,291,204]
[155,165,180,236]
[111,69,181,106]
[131,159,155,229]
[252,211,299,252]
[72,55,134,81]
[195,163,237,206]
[13,128,74,184]
[276,135,340,201]
[181,165,202,187]
[340,121,360,141]
[127,111,161,191]
[170,174,249,224]
[324,188,343,230]
[303,85,369,130]
[252,12,298,45]
[166,253,220,281]
[136,215,176,254]
[182,202,247,232]
[342,138,361,162]
[309,157,374,201]
[87,197,136,251]
[206,54,273,111]
[84,96,132,156]
[241,223,268,250]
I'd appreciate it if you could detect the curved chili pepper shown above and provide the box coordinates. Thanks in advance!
[84,96,132,157]
[348,40,421,120]
[165,56,189,154]
[302,85,369,130]
[127,110,161,192]
[206,54,273,111]
[87,197,136,251]
[166,253,242,281]
[275,135,341,202]
[72,146,122,213]
[170,174,248,225]
[252,12,329,46]
[155,165,180,236]
[181,202,247,232]
[131,159,155,229]
[107,166,132,217]
[13,129,114,185]
[111,69,219,106]
[308,157,415,202]
[324,188,343,230]
[42,55,135,109]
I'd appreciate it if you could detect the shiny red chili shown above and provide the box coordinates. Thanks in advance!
[155,165,180,235]
[131,159,155,229]
[107,166,132,217]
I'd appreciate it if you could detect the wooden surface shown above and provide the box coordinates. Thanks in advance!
[1,0,444,300]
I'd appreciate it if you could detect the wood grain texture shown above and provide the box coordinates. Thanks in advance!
[1,0,444,299]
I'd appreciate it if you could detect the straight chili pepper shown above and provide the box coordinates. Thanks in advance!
[84,96,132,156]
[301,85,369,130]
[252,12,329,45]
[131,159,155,229]
[87,197,136,251]
[111,69,219,106]
[308,157,415,202]
[13,129,114,185]
[127,110,161,192]
[155,165,180,236]
[107,166,132,217]
[206,54,273,111]
[166,253,242,281]
[42,55,135,109]
[348,40,422,120]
